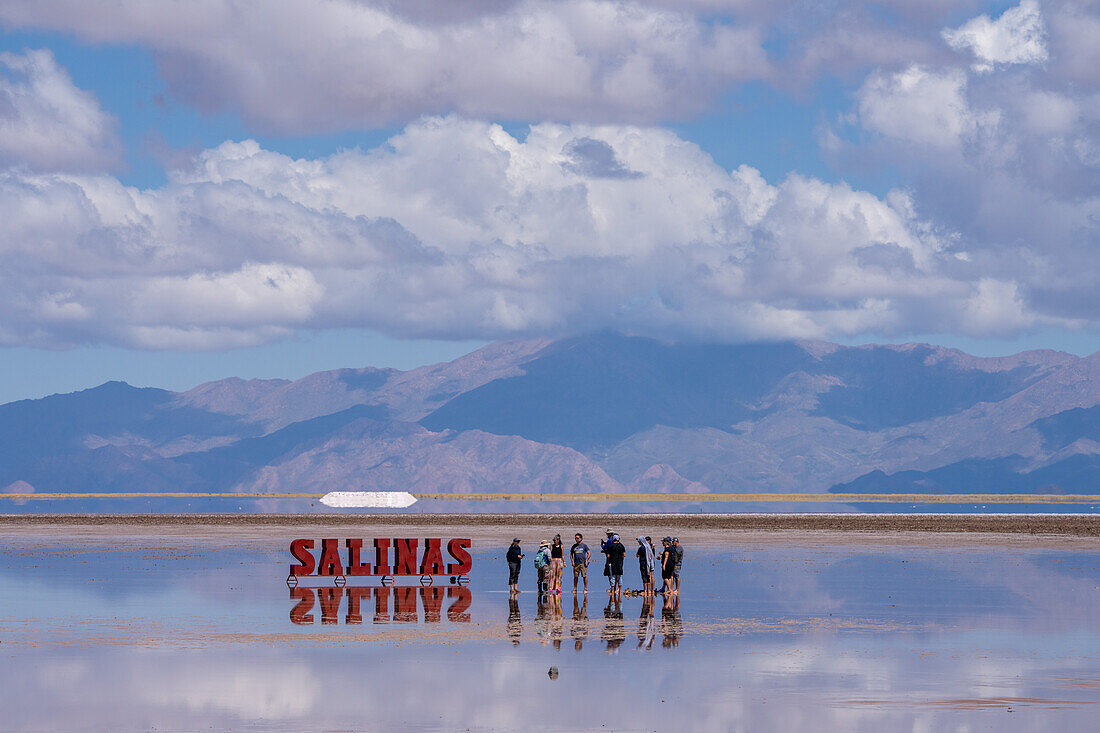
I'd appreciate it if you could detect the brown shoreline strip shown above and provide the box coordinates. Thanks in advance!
[1,513,1098,535]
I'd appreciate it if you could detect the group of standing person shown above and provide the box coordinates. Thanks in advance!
[507,530,683,598]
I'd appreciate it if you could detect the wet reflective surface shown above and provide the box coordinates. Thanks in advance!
[0,525,1098,731]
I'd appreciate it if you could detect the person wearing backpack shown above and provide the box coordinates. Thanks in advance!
[534,540,552,593]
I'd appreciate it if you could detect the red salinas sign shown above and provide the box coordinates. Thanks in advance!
[289,537,472,584]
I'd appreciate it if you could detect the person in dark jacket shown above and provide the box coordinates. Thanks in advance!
[607,534,626,599]
[671,537,683,595]
[506,538,524,594]
[600,529,615,591]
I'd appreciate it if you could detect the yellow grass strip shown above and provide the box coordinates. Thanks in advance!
[0,493,320,500]
[2,492,1099,503]
[413,493,1100,503]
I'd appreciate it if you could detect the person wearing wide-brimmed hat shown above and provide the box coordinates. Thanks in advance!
[534,540,552,593]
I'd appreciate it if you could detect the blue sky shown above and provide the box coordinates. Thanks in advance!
[1,0,1098,402]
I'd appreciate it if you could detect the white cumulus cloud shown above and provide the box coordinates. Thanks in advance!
[942,0,1049,72]
[0,48,121,172]
[856,65,999,149]
[0,0,769,133]
[0,114,1065,350]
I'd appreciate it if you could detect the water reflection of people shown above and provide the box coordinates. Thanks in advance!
[507,596,522,646]
[636,597,655,650]
[660,594,682,649]
[535,592,549,642]
[549,592,564,649]
[602,597,625,652]
[570,595,589,651]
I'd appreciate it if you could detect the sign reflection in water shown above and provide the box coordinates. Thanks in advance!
[289,586,472,624]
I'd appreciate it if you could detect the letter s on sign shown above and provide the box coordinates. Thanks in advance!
[446,538,473,574]
[290,539,316,576]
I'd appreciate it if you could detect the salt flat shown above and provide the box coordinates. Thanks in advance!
[0,521,1097,732]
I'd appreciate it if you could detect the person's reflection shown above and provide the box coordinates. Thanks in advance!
[535,593,549,643]
[549,593,564,650]
[507,595,523,646]
[570,595,589,651]
[661,594,682,649]
[637,597,655,650]
[602,596,625,652]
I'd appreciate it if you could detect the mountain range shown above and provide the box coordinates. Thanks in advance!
[4,333,1100,498]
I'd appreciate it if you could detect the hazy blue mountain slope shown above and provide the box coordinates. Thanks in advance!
[176,338,551,429]
[177,404,388,488]
[11,444,201,493]
[233,418,625,495]
[2,335,1097,496]
[811,346,1039,430]
[1033,406,1100,451]
[421,335,1053,451]
[421,334,814,449]
[0,381,256,489]
[831,454,1100,494]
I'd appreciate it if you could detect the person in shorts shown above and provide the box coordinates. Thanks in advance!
[671,537,683,595]
[570,533,590,594]
[659,537,675,594]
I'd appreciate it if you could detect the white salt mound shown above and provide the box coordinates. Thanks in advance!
[320,491,417,508]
